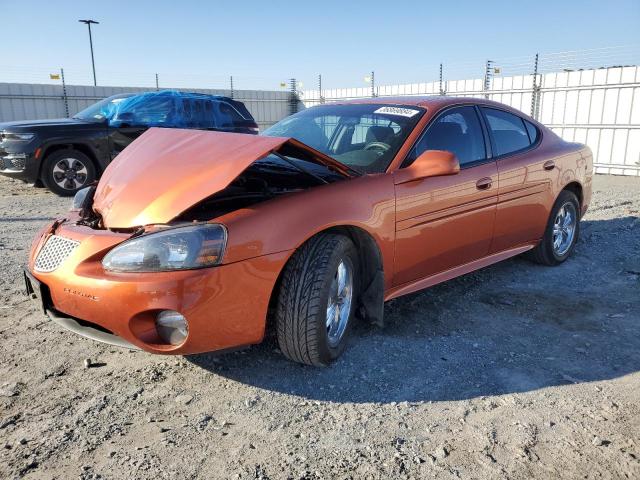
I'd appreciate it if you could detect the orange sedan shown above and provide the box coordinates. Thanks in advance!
[24,97,592,366]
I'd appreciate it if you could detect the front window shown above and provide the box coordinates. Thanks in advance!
[407,106,487,167]
[73,94,133,122]
[110,95,176,127]
[262,104,425,174]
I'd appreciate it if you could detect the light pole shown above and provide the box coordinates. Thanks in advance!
[78,19,99,86]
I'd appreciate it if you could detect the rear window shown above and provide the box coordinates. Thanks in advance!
[481,107,532,156]
[215,101,256,129]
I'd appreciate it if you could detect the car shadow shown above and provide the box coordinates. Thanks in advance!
[186,217,640,403]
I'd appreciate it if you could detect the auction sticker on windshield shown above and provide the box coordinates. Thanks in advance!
[373,106,421,117]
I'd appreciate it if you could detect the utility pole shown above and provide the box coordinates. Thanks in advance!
[230,75,234,99]
[439,63,445,95]
[78,19,99,86]
[155,73,159,91]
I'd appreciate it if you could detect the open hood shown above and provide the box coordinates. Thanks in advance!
[93,128,351,228]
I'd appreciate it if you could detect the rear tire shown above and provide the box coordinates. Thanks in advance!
[528,190,580,266]
[275,233,359,366]
[42,149,96,197]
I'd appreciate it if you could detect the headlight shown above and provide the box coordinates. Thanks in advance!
[0,131,35,142]
[71,186,94,211]
[102,224,227,272]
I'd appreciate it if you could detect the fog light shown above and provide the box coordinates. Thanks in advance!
[2,153,27,170]
[156,310,188,346]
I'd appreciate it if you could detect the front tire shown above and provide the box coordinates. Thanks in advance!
[528,190,580,265]
[275,233,359,366]
[41,149,96,197]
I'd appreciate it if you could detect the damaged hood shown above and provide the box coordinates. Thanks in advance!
[93,128,350,228]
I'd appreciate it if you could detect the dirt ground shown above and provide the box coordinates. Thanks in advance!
[0,174,639,480]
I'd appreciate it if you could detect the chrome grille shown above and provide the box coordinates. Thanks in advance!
[34,235,80,273]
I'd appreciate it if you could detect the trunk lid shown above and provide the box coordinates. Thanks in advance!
[93,128,350,228]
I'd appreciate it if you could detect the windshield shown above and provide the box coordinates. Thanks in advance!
[73,94,134,122]
[262,104,425,174]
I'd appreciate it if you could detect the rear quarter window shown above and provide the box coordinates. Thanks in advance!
[524,120,539,143]
[215,101,252,128]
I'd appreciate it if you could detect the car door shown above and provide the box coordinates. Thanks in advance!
[393,105,498,286]
[107,96,176,159]
[479,107,551,253]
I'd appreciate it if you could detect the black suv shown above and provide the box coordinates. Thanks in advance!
[0,90,259,195]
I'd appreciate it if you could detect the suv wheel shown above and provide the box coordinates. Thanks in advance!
[42,149,96,197]
[275,233,359,366]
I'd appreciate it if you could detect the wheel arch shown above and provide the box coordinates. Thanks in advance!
[561,181,583,210]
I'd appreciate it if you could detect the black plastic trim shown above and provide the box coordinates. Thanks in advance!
[46,308,140,350]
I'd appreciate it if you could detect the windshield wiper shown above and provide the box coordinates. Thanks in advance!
[272,152,330,185]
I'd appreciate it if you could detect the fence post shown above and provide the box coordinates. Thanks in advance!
[483,60,494,99]
[289,78,298,115]
[61,68,69,118]
[370,71,376,97]
[318,74,324,104]
[530,53,540,120]
[230,75,234,99]
[155,73,159,91]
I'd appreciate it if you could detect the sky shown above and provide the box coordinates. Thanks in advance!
[1,0,639,91]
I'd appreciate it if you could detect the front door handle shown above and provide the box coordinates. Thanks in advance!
[543,160,555,171]
[476,177,493,190]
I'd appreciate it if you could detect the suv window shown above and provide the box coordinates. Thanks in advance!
[181,98,216,129]
[408,106,486,166]
[215,101,247,128]
[129,97,175,126]
[481,108,532,156]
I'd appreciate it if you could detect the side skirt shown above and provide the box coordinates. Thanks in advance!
[384,244,536,301]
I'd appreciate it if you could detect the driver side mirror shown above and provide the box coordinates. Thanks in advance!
[394,150,460,184]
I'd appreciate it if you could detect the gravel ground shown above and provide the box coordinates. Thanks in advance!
[0,175,639,480]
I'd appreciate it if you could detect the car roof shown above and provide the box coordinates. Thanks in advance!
[112,90,235,103]
[327,95,521,112]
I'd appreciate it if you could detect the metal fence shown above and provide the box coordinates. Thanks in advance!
[0,82,294,130]
[2,47,640,175]
[301,54,640,176]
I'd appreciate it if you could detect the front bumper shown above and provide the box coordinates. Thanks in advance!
[27,221,291,355]
[0,147,40,182]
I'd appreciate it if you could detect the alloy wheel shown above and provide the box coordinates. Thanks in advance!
[52,157,88,191]
[552,202,577,256]
[326,259,354,347]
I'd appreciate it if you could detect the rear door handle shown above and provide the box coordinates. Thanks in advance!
[476,177,493,190]
[543,160,555,171]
